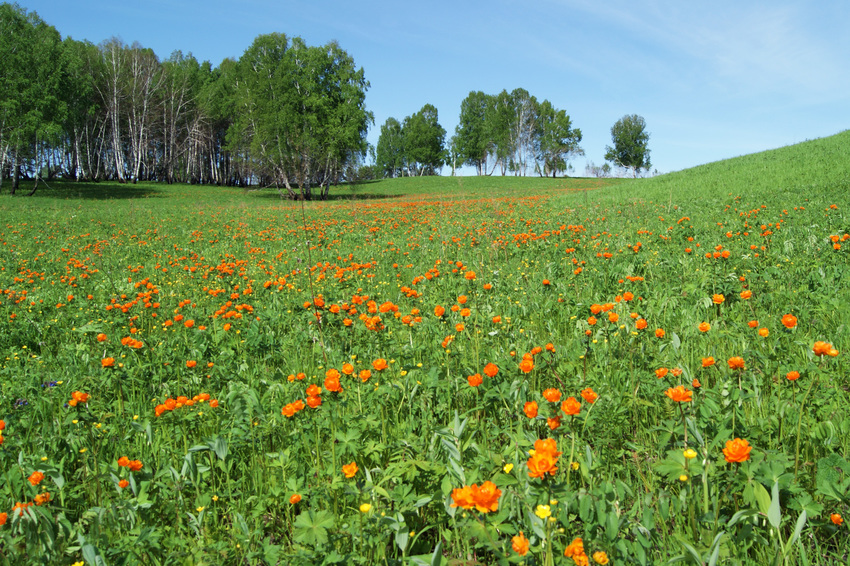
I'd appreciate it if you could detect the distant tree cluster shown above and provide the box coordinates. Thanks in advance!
[374,104,447,178]
[453,89,584,177]
[0,3,371,198]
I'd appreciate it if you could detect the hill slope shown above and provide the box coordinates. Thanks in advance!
[612,129,850,205]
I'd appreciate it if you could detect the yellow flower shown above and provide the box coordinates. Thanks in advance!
[503,463,514,474]
[679,474,689,482]
[359,503,372,513]
[212,495,219,502]
[683,449,697,459]
[196,506,205,513]
[571,462,580,470]
[535,505,551,519]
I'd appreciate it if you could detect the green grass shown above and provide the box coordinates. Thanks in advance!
[0,132,848,565]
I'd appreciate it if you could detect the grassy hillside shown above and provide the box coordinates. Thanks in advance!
[587,129,850,208]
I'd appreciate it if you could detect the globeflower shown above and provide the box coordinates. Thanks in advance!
[527,438,562,478]
[580,387,598,404]
[561,397,581,416]
[542,388,561,403]
[727,356,745,370]
[781,314,797,329]
[665,385,692,403]
[523,401,538,418]
[722,438,752,463]
[511,531,530,556]
[342,461,358,478]
[483,363,498,378]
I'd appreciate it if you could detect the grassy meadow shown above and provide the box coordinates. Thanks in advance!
[0,131,849,565]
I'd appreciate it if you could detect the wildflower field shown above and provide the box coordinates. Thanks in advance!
[1,132,849,565]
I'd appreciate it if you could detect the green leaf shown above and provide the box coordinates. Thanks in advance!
[768,481,782,529]
[293,509,335,547]
[752,481,771,515]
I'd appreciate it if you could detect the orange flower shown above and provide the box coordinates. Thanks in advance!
[492,315,501,323]
[511,531,530,556]
[186,360,197,368]
[71,391,90,404]
[527,438,562,478]
[341,363,354,375]
[564,537,585,559]
[289,494,302,505]
[692,378,701,388]
[748,320,759,328]
[523,401,538,418]
[786,371,800,381]
[467,373,483,387]
[608,312,619,323]
[471,481,501,513]
[580,387,598,404]
[34,492,51,506]
[758,327,769,337]
[101,357,115,368]
[831,513,843,526]
[702,357,715,368]
[561,397,581,416]
[358,369,371,382]
[813,341,832,356]
[655,328,665,338]
[712,294,725,305]
[542,388,561,403]
[324,373,342,393]
[590,304,602,315]
[128,460,143,472]
[117,456,130,467]
[518,358,534,373]
[483,363,498,378]
[781,314,797,329]
[740,290,752,299]
[587,316,597,326]
[665,385,693,403]
[372,358,388,371]
[722,438,752,463]
[28,471,45,486]
[306,395,322,408]
[118,479,129,489]
[455,323,465,332]
[635,318,647,330]
[698,322,710,333]
[342,461,358,478]
[96,333,107,342]
[464,270,476,280]
[547,416,562,430]
[0,512,7,526]
[655,367,669,379]
[727,356,745,370]
[450,485,475,509]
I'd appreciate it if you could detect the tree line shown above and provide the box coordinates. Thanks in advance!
[0,3,371,198]
[0,2,652,197]
[376,89,585,178]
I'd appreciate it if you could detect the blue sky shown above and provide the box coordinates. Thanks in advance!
[19,0,850,175]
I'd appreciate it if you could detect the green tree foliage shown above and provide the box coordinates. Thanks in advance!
[604,114,651,177]
[0,2,65,194]
[536,100,583,177]
[0,4,371,195]
[230,33,371,199]
[375,117,404,178]
[402,104,445,176]
[454,88,581,177]
[455,91,492,175]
